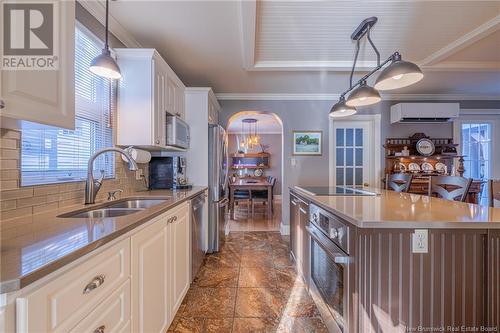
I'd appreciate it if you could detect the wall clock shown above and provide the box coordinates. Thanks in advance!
[416,138,435,156]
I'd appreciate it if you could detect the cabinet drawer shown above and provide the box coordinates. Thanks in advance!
[17,239,130,333]
[70,280,131,333]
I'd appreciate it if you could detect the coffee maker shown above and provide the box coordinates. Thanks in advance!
[149,156,188,189]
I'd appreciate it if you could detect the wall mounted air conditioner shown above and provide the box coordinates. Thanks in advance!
[390,103,460,124]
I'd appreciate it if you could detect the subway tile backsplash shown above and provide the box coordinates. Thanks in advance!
[0,128,148,222]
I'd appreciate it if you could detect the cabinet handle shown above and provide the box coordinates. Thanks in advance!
[0,100,5,109]
[299,207,307,214]
[93,325,105,333]
[291,199,297,206]
[83,275,105,294]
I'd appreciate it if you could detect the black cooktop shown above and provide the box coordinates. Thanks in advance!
[295,186,377,196]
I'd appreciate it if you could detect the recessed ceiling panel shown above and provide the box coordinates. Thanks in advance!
[255,1,500,64]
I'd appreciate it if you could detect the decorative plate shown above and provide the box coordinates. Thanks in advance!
[398,162,407,172]
[416,138,435,156]
[408,162,421,172]
[421,162,434,172]
[254,168,264,177]
[435,162,447,173]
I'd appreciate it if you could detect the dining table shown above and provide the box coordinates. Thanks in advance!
[229,178,273,217]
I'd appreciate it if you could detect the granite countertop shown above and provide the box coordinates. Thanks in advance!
[0,187,207,294]
[292,186,500,229]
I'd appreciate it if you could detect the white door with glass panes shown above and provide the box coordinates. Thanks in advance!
[330,118,380,188]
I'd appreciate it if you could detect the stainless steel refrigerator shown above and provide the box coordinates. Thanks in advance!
[207,124,229,253]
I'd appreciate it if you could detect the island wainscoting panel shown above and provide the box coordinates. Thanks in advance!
[356,229,488,332]
[487,230,500,329]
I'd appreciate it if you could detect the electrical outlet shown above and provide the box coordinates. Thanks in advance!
[135,169,144,180]
[412,229,428,253]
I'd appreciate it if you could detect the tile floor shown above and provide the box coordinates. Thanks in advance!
[228,202,282,232]
[167,231,328,333]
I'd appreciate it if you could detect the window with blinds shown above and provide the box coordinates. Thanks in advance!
[21,24,116,186]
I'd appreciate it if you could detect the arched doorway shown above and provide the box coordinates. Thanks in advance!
[226,111,284,232]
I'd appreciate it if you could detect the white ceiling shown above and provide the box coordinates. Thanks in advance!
[227,112,282,134]
[88,0,500,98]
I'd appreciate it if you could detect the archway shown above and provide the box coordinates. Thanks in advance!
[226,111,284,232]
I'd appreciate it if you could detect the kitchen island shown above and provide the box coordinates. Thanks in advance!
[290,186,500,333]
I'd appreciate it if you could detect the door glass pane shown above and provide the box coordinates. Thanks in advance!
[346,148,353,166]
[355,148,363,167]
[355,128,363,147]
[336,168,344,185]
[336,148,344,166]
[355,168,363,186]
[336,129,344,147]
[346,129,354,147]
[345,168,353,185]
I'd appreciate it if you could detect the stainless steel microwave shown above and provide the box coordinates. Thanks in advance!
[166,115,190,149]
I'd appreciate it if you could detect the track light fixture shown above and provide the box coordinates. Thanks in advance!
[331,17,423,117]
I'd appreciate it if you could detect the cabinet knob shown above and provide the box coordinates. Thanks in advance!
[0,99,5,109]
[93,325,105,333]
[168,215,178,224]
[83,274,105,294]
[155,139,160,144]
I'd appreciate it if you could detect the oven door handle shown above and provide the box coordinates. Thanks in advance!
[306,225,350,265]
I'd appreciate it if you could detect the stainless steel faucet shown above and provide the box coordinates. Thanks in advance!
[85,147,138,204]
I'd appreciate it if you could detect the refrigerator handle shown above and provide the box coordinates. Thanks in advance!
[222,134,230,193]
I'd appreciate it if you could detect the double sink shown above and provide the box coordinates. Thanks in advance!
[59,198,170,219]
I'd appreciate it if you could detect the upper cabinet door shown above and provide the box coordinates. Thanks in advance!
[153,58,167,146]
[0,0,75,129]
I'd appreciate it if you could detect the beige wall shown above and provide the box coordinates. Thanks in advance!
[0,129,148,222]
[228,133,282,194]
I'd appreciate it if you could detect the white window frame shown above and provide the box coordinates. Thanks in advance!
[453,109,500,179]
[328,114,381,188]
[20,22,117,186]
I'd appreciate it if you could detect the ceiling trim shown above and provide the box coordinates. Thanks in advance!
[239,0,257,70]
[250,60,378,71]
[78,0,142,48]
[420,14,500,66]
[423,61,500,71]
[216,93,500,101]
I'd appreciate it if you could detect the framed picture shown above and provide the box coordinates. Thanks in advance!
[293,131,322,156]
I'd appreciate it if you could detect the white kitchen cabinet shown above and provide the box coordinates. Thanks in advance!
[131,202,190,333]
[131,213,170,333]
[16,239,130,333]
[169,204,190,313]
[0,0,75,129]
[185,88,221,187]
[115,48,185,150]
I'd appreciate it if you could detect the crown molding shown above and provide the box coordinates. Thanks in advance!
[422,61,500,71]
[216,93,500,101]
[420,15,500,66]
[78,0,142,48]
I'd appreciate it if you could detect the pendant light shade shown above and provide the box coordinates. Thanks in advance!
[374,56,423,91]
[90,49,122,79]
[329,97,357,118]
[346,81,381,107]
[89,0,121,80]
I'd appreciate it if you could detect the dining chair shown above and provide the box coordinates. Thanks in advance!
[489,179,500,208]
[251,176,276,217]
[233,189,251,218]
[385,173,413,193]
[428,176,472,202]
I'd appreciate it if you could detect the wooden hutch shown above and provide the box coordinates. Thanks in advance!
[384,133,483,203]
[230,152,270,179]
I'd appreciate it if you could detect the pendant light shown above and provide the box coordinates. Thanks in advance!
[346,80,381,107]
[329,96,357,118]
[329,17,423,117]
[374,53,423,90]
[89,0,122,80]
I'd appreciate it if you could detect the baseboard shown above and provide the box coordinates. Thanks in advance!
[280,222,290,235]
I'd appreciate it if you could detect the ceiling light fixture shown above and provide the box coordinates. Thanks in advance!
[329,96,357,118]
[89,0,122,80]
[331,17,423,117]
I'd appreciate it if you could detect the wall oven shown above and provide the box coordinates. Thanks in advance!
[307,203,351,333]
